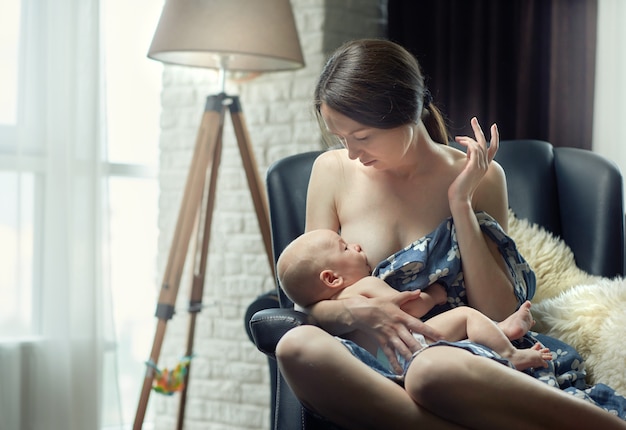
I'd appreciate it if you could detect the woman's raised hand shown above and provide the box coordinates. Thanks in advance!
[449,117,499,207]
[350,290,444,374]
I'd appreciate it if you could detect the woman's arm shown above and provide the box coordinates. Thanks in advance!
[305,151,342,234]
[449,118,519,321]
[302,151,351,324]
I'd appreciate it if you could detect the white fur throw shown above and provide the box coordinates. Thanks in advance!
[507,211,626,395]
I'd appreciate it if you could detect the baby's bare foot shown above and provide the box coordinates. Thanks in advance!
[498,301,535,341]
[508,343,552,371]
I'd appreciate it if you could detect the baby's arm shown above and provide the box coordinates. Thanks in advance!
[336,277,447,319]
[400,283,447,318]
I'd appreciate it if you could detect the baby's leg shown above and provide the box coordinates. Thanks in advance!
[497,300,534,341]
[425,307,551,370]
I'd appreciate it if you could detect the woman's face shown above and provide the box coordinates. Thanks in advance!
[320,104,416,171]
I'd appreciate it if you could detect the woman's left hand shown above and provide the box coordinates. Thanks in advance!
[448,117,499,206]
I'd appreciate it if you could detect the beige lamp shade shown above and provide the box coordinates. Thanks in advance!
[148,0,305,72]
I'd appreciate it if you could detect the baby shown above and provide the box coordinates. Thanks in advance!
[277,229,551,371]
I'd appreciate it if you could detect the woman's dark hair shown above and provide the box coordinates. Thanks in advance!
[314,39,449,144]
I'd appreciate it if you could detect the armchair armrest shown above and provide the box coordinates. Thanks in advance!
[249,309,315,358]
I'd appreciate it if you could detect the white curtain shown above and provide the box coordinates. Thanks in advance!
[0,0,112,428]
[593,0,626,184]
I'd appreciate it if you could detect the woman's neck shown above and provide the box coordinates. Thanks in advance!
[384,122,442,180]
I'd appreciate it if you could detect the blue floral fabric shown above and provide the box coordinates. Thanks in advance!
[372,211,535,320]
[339,211,626,419]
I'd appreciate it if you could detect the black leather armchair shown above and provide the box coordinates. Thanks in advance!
[245,140,625,430]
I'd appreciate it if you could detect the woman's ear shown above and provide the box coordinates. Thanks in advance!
[320,269,344,288]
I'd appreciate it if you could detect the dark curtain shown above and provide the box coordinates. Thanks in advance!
[387,0,597,149]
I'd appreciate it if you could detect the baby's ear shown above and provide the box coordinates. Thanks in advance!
[320,269,343,288]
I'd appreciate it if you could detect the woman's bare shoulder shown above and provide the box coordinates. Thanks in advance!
[311,148,355,183]
[440,143,506,182]
[314,147,347,167]
[436,144,468,168]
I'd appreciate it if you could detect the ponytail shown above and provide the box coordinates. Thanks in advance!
[422,102,450,145]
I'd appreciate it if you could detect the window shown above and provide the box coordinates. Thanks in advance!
[0,0,19,126]
[103,0,162,426]
[0,0,38,338]
[1,0,163,427]
[0,171,36,337]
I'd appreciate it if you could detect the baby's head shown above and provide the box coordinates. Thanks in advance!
[277,229,371,308]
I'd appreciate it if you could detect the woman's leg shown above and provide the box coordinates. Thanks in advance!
[276,325,465,430]
[405,346,626,430]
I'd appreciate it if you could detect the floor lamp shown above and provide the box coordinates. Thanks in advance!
[133,1,304,429]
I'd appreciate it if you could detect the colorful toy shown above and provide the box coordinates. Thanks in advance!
[146,356,192,395]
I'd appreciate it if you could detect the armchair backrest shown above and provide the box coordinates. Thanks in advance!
[267,151,319,307]
[266,140,625,308]
[495,140,624,278]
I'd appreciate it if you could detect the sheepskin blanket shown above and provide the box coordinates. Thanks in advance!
[507,211,626,396]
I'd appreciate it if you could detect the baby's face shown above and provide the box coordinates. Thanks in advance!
[315,230,371,279]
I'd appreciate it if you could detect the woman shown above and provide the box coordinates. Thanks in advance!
[275,39,626,429]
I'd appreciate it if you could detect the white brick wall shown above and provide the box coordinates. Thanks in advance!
[154,1,384,428]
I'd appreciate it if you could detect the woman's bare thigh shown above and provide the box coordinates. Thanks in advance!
[276,325,463,429]
[405,345,626,430]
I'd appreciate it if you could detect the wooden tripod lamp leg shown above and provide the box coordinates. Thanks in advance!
[228,96,276,279]
[176,107,225,430]
[134,93,275,429]
[133,94,227,430]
